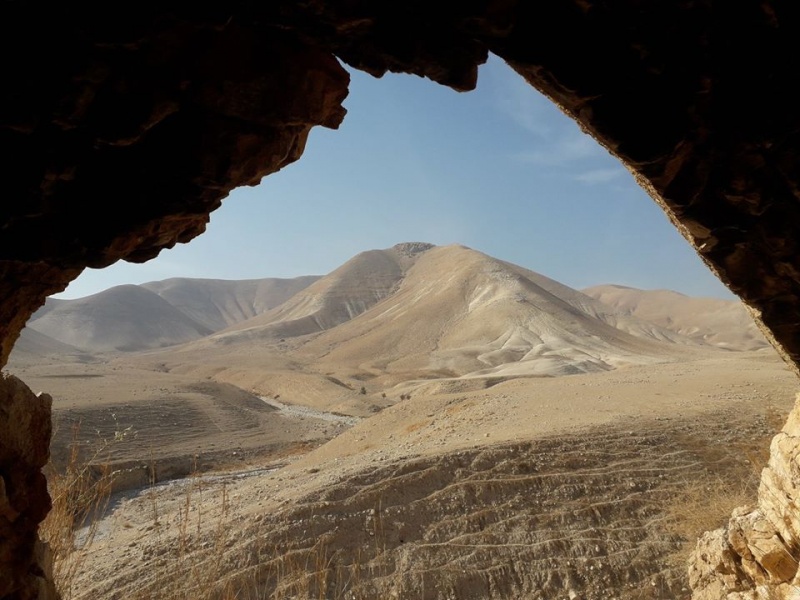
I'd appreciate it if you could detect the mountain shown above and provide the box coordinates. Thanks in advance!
[26,285,214,352]
[582,284,769,351]
[141,276,320,332]
[208,243,434,343]
[10,327,95,362]
[201,244,711,380]
[20,276,320,354]
[289,244,709,378]
[19,244,764,383]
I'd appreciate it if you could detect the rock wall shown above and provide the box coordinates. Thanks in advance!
[0,375,57,600]
[1,2,800,598]
[690,395,800,599]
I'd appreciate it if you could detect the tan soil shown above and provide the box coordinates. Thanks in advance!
[13,350,795,599]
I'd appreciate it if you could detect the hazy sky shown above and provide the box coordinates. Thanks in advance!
[56,54,733,300]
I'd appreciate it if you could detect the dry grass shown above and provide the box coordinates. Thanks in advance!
[663,474,758,570]
[135,493,392,600]
[40,423,116,600]
[43,448,381,600]
[41,400,794,599]
[41,445,355,600]
[663,401,790,570]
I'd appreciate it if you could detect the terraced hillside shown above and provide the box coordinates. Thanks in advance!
[73,404,781,600]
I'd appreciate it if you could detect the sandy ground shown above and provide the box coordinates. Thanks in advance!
[13,348,796,599]
[9,358,348,489]
[11,347,791,485]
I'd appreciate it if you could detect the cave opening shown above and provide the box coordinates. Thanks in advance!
[3,5,800,598]
[7,52,800,598]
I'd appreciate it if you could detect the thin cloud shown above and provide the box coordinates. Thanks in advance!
[483,56,613,168]
[575,168,625,184]
[484,55,555,137]
[514,133,603,166]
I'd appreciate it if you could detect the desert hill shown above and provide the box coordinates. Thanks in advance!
[211,242,434,343]
[141,275,320,332]
[16,243,765,388]
[583,284,769,351]
[196,244,710,385]
[22,276,320,354]
[11,326,95,363]
[26,285,214,352]
[60,351,798,600]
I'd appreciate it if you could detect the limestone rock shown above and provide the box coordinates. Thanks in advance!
[689,528,750,597]
[691,396,800,599]
[728,508,795,584]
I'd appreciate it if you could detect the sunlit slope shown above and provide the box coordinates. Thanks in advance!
[209,243,435,343]
[142,276,320,332]
[583,284,769,351]
[284,245,709,378]
[27,285,213,352]
[9,326,95,363]
[24,243,754,381]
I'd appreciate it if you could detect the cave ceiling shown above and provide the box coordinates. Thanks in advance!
[1,2,799,372]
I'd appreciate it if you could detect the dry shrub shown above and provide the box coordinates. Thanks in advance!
[123,485,391,600]
[664,474,757,570]
[663,401,791,570]
[40,423,116,599]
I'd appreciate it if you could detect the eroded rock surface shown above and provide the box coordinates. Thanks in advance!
[0,374,56,600]
[2,3,800,599]
[75,415,767,600]
[690,396,800,599]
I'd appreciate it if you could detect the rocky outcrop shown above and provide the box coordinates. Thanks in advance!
[0,374,57,600]
[690,395,800,599]
[1,3,800,599]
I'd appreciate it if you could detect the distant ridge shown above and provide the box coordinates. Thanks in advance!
[15,244,765,382]
[209,243,437,343]
[27,285,214,352]
[142,276,320,331]
[583,284,768,351]
[12,326,94,362]
[22,276,320,353]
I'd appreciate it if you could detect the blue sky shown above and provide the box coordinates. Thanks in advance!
[57,54,733,300]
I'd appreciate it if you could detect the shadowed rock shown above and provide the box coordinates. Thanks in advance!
[2,3,800,598]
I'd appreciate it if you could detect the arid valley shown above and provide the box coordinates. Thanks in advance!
[6,243,798,600]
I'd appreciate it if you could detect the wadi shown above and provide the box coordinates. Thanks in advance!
[6,242,796,600]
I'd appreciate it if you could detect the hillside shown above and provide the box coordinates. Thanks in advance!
[9,327,95,364]
[21,276,319,354]
[26,285,213,352]
[583,284,769,351]
[142,275,319,332]
[211,243,434,343]
[202,244,709,384]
